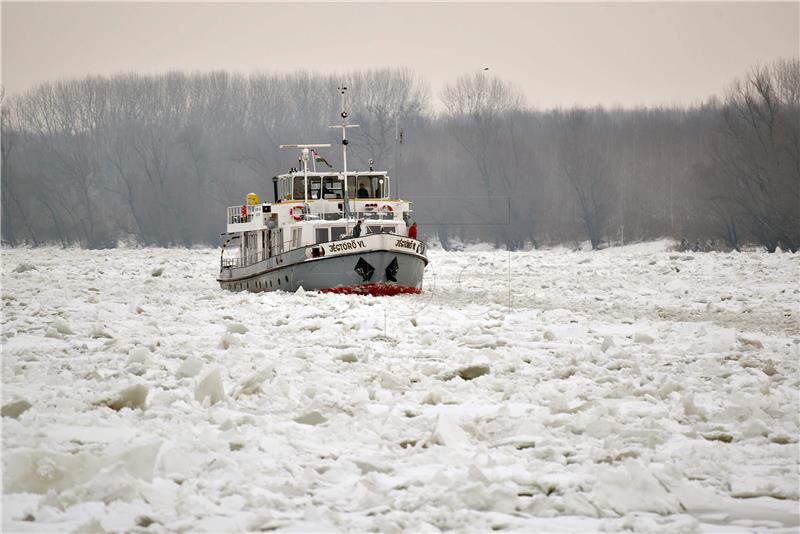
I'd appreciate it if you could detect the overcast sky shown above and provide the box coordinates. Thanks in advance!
[2,2,798,110]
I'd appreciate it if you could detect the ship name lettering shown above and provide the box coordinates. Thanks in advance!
[328,240,366,253]
[394,238,416,250]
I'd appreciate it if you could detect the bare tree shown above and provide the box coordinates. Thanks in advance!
[440,73,526,248]
[557,110,613,249]
[347,68,429,168]
[708,59,800,251]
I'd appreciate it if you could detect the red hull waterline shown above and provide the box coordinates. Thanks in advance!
[321,283,421,296]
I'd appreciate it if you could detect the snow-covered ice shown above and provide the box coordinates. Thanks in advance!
[2,243,798,532]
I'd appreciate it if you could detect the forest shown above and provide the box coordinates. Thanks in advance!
[1,59,798,252]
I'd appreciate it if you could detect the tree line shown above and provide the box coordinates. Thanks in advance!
[1,60,797,251]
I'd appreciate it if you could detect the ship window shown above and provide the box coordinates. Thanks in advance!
[316,227,329,244]
[375,177,386,198]
[278,278,281,285]
[291,228,302,249]
[285,275,289,282]
[292,177,305,200]
[330,226,346,241]
[367,225,381,235]
[356,179,372,198]
[381,226,395,233]
[308,177,322,200]
[354,175,388,199]
[323,176,343,199]
[281,177,292,200]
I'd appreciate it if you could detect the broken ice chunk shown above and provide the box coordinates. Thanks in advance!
[195,367,226,405]
[44,327,63,339]
[293,411,327,425]
[737,335,764,350]
[442,365,490,381]
[52,318,74,335]
[218,332,241,350]
[336,351,359,363]
[2,399,32,419]
[633,332,655,344]
[233,367,274,398]
[226,323,248,335]
[422,388,443,405]
[589,460,683,514]
[126,347,150,366]
[90,325,114,339]
[73,517,106,533]
[98,384,149,411]
[431,415,471,447]
[658,379,682,399]
[177,355,203,378]
[458,365,490,380]
[354,460,392,474]
[13,263,36,273]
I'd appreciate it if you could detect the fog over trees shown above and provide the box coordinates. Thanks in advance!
[1,60,798,251]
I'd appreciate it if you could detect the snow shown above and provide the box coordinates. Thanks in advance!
[2,244,799,532]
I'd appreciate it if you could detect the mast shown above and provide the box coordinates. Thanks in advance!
[329,87,359,222]
[302,148,308,215]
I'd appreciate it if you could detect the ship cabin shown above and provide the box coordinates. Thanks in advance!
[222,170,413,269]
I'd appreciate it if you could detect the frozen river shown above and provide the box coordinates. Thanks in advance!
[2,243,798,532]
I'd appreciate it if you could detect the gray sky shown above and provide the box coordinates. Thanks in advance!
[2,2,798,110]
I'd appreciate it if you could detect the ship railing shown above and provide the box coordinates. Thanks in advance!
[227,204,263,225]
[356,211,395,221]
[228,202,398,224]
[221,257,239,268]
[313,211,395,222]
[220,239,296,270]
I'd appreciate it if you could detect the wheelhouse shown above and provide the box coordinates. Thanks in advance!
[277,172,391,202]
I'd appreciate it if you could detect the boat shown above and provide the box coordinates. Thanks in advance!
[217,87,428,295]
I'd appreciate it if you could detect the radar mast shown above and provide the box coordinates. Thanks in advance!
[329,87,359,222]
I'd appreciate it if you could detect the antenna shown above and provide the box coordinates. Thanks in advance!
[329,87,359,222]
[328,87,360,175]
[279,144,332,149]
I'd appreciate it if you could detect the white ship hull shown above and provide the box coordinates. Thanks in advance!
[218,233,428,295]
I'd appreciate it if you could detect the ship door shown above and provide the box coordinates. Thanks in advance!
[270,229,283,256]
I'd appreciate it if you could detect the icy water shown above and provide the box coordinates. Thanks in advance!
[2,243,798,532]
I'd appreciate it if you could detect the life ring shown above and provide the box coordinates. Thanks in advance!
[380,204,394,213]
[290,206,304,221]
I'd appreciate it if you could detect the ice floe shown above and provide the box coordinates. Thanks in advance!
[1,244,798,531]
